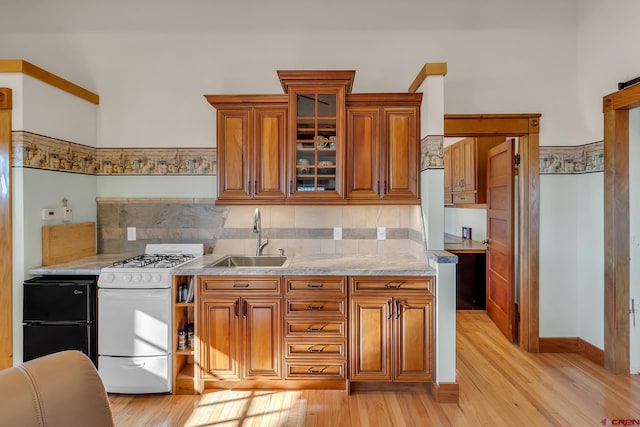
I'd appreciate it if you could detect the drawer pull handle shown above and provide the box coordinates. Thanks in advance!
[307,283,324,288]
[307,304,324,311]
[307,366,328,374]
[384,283,401,289]
[233,283,250,288]
[307,325,326,332]
[307,345,328,353]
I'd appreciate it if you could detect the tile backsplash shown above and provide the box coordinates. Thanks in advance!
[97,199,427,259]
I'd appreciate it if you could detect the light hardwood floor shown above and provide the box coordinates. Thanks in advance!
[109,311,640,426]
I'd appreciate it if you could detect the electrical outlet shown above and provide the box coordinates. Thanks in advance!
[377,227,386,241]
[62,207,73,222]
[127,227,137,241]
[333,227,342,241]
[41,208,57,220]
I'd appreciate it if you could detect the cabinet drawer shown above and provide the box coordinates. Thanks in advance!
[285,362,346,380]
[285,299,345,317]
[199,277,281,294]
[285,319,346,338]
[285,341,345,359]
[453,191,476,204]
[444,192,453,205]
[285,277,346,295]
[350,277,433,295]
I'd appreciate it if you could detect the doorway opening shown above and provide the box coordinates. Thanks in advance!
[444,114,540,351]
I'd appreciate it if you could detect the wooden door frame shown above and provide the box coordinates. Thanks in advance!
[602,83,640,373]
[0,87,13,368]
[444,114,541,352]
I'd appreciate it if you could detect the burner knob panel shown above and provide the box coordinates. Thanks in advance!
[101,273,114,283]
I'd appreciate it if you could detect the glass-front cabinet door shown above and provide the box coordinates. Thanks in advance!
[289,87,345,199]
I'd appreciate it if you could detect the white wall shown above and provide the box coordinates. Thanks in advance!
[96,175,216,198]
[0,26,579,149]
[12,169,97,363]
[539,175,579,337]
[5,75,99,365]
[575,172,604,347]
[577,0,640,143]
[22,76,97,146]
[444,208,487,242]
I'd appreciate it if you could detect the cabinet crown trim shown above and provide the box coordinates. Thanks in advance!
[277,70,356,93]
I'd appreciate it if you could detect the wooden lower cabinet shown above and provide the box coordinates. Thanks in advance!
[284,276,348,387]
[350,277,434,382]
[198,276,283,388]
[189,274,434,393]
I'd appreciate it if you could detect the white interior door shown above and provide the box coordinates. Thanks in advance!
[630,107,640,374]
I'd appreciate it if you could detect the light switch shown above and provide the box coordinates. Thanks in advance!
[377,227,386,241]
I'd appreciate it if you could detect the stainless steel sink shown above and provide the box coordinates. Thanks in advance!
[208,255,289,268]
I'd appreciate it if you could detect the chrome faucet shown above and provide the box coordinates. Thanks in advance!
[253,208,269,256]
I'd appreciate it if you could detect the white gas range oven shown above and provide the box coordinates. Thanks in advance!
[97,243,203,394]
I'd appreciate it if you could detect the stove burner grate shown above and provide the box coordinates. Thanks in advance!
[111,253,195,268]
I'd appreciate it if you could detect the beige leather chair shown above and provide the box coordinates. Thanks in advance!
[0,350,114,427]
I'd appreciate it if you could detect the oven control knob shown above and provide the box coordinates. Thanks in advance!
[152,274,162,282]
[101,273,114,283]
[133,274,142,282]
[142,274,151,282]
[122,274,132,282]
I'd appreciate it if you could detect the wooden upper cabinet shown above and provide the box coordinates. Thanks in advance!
[346,94,422,203]
[384,107,419,200]
[206,71,423,205]
[446,136,505,205]
[278,71,354,201]
[346,107,380,199]
[205,95,288,204]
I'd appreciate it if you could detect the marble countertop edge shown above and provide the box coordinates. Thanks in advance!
[29,253,436,277]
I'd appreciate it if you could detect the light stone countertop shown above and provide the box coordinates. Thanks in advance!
[173,253,435,276]
[29,253,436,277]
[29,253,136,276]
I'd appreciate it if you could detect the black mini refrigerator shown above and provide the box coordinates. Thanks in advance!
[23,276,97,365]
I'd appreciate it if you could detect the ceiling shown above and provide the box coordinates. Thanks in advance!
[1,0,578,34]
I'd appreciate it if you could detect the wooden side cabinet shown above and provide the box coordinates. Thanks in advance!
[446,137,505,205]
[198,276,283,385]
[205,96,288,204]
[349,276,434,382]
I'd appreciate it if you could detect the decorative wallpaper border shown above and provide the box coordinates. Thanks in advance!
[539,141,603,174]
[11,131,217,175]
[420,135,445,171]
[10,131,604,177]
